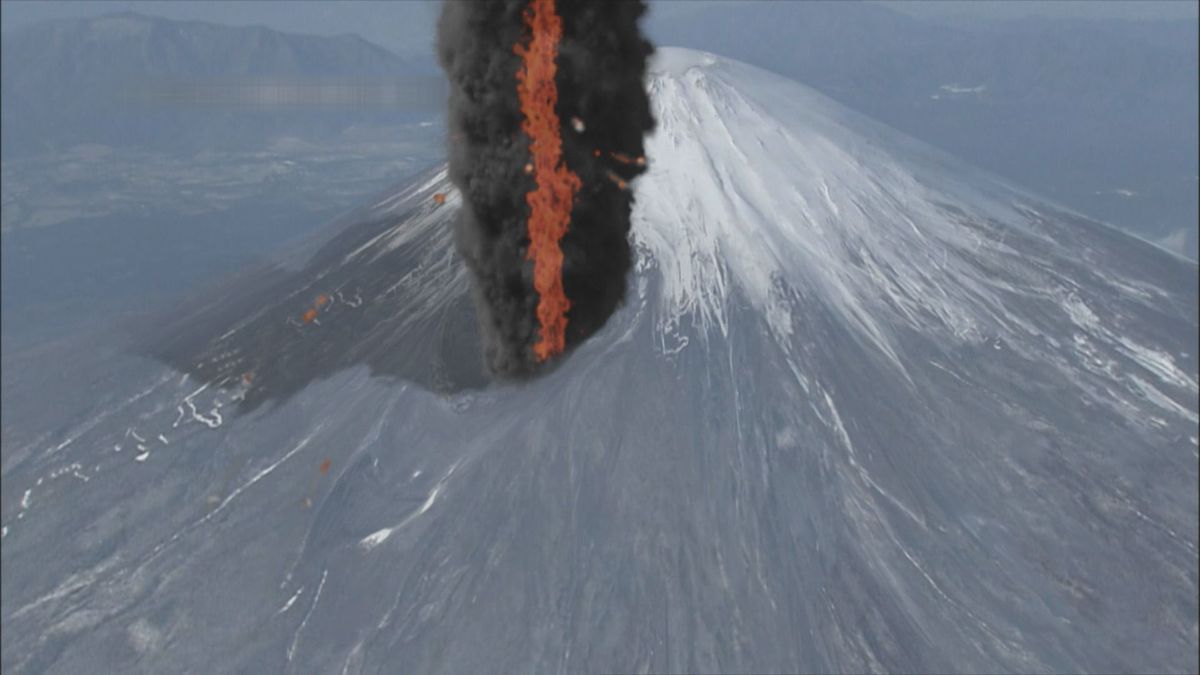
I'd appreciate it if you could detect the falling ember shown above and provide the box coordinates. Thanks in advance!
[606,170,628,191]
[302,308,318,324]
[433,192,447,205]
[314,293,330,308]
[514,0,582,362]
[606,151,646,168]
[319,459,331,475]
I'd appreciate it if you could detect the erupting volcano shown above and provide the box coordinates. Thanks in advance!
[513,0,580,361]
[3,45,1196,674]
[437,0,654,376]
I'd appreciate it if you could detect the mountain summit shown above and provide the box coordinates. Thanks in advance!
[2,48,1197,674]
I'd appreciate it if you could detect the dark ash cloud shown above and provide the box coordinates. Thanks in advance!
[437,0,655,376]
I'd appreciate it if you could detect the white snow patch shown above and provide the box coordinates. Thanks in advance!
[11,554,122,619]
[1117,337,1198,392]
[212,428,321,515]
[820,390,925,528]
[1128,375,1198,423]
[127,618,162,654]
[1061,294,1101,331]
[41,375,171,457]
[939,84,986,94]
[361,460,462,551]
[359,527,394,550]
[1094,188,1138,198]
[287,569,327,661]
[277,587,304,615]
[182,383,223,429]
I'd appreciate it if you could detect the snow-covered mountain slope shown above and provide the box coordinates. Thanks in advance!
[639,49,1193,376]
[2,48,1196,674]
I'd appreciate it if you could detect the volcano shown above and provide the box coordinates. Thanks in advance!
[2,48,1197,674]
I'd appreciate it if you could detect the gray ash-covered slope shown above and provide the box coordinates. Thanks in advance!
[2,48,1197,674]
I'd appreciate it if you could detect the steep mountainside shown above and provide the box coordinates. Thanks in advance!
[1,48,1196,674]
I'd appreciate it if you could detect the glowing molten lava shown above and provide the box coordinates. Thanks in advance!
[514,0,581,362]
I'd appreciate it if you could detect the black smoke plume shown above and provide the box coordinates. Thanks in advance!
[436,0,655,376]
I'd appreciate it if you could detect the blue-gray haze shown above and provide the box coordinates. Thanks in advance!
[1,5,1197,674]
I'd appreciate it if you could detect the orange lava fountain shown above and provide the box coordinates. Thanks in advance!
[514,0,581,361]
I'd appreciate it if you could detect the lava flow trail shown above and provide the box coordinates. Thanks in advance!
[514,0,580,361]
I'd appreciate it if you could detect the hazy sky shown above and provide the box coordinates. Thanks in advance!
[0,1,440,55]
[879,0,1198,21]
[3,1,1196,55]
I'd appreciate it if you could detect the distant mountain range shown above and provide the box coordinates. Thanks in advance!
[0,12,433,157]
